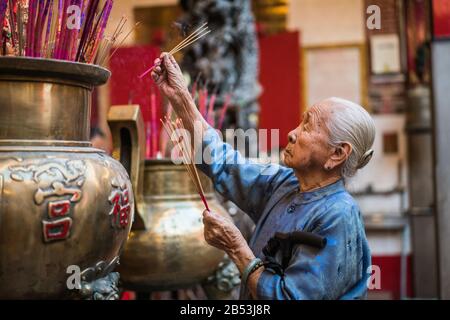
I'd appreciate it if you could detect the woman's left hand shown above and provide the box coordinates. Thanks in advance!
[203,210,261,299]
[202,210,246,255]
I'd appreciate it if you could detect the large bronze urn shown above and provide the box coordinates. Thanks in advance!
[108,106,239,295]
[0,58,134,299]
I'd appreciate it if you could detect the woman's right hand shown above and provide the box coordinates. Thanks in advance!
[151,53,190,106]
[151,52,210,135]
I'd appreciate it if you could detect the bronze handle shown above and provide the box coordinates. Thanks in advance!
[108,105,146,229]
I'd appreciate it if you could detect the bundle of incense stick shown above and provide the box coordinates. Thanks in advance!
[139,22,211,79]
[0,0,136,66]
[161,116,210,211]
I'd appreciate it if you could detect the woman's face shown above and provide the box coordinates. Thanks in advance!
[284,104,332,172]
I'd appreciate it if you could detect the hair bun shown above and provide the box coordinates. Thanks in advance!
[357,149,374,169]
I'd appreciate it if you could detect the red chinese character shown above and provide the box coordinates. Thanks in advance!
[119,204,131,227]
[48,200,71,218]
[43,218,72,242]
[109,188,131,229]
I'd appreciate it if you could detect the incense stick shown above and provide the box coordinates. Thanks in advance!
[173,29,211,53]
[160,102,172,157]
[75,0,99,61]
[36,0,52,58]
[104,20,140,64]
[17,1,23,56]
[169,22,208,54]
[161,118,197,185]
[139,23,211,79]
[161,117,210,211]
[177,118,209,211]
[7,0,17,54]
[150,89,158,157]
[0,0,134,66]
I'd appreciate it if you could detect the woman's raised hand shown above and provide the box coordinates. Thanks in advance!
[151,53,189,106]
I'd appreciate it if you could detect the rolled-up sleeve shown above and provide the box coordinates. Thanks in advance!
[256,204,368,300]
[197,127,293,222]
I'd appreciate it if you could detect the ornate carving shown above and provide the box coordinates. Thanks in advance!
[79,272,120,300]
[77,257,121,300]
[205,255,241,293]
[35,181,82,205]
[10,160,86,183]
[80,257,120,283]
[9,160,86,243]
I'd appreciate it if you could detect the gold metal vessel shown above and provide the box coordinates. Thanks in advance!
[0,57,134,299]
[108,106,232,292]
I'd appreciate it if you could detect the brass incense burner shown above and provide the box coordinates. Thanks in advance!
[0,57,134,299]
[109,106,239,294]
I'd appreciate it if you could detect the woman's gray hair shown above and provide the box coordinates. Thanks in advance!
[322,97,376,178]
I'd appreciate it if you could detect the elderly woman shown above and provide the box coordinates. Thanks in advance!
[152,53,375,300]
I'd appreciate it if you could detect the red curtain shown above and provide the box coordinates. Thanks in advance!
[258,31,302,149]
[109,45,162,158]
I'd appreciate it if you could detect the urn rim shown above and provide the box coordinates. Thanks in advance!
[0,57,111,87]
[145,158,175,166]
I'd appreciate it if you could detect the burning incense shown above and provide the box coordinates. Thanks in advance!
[139,23,211,79]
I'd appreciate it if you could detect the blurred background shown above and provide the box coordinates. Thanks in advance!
[91,0,450,300]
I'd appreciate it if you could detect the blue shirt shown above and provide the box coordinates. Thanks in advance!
[198,127,371,300]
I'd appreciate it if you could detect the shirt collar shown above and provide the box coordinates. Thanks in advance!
[294,179,345,204]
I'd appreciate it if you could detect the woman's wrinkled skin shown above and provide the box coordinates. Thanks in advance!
[284,104,352,191]
[151,53,354,299]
